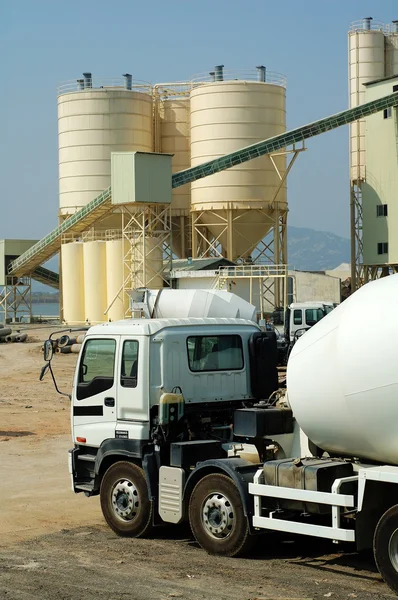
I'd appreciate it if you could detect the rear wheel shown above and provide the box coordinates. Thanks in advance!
[188,473,253,557]
[100,461,152,537]
[374,504,398,594]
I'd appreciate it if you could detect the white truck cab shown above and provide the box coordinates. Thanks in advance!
[285,301,334,342]
[72,318,269,448]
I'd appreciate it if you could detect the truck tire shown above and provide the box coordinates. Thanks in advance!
[100,461,152,537]
[374,504,398,594]
[188,473,253,557]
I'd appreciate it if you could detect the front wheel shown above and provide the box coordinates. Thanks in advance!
[188,473,253,557]
[374,504,398,594]
[100,461,152,537]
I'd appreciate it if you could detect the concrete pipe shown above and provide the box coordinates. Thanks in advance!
[60,346,72,354]
[6,334,19,343]
[76,335,85,344]
[16,334,27,343]
[58,335,71,348]
[70,344,82,354]
[0,328,12,338]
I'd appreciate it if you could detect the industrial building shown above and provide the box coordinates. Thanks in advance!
[55,68,295,324]
[349,17,398,287]
[4,29,398,324]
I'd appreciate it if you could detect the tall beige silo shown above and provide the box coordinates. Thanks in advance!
[190,72,286,260]
[157,93,191,257]
[386,22,398,76]
[133,237,164,289]
[61,242,85,324]
[349,19,385,181]
[57,76,153,321]
[106,238,128,321]
[58,77,153,216]
[83,240,107,323]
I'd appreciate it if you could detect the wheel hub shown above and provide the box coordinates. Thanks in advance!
[388,527,398,572]
[111,479,139,522]
[202,493,234,539]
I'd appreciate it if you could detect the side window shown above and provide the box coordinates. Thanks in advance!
[293,309,302,325]
[187,335,243,372]
[77,338,116,400]
[305,308,324,327]
[121,340,139,388]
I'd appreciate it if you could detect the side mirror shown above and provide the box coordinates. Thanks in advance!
[40,363,50,381]
[44,340,54,362]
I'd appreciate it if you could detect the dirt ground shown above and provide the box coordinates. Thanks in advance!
[0,331,396,600]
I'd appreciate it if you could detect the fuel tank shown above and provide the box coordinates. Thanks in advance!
[287,274,398,465]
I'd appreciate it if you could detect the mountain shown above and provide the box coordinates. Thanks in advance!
[287,226,350,271]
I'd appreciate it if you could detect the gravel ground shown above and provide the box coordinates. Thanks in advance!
[0,333,396,600]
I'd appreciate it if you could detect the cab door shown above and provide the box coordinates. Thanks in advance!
[116,336,150,441]
[72,336,119,447]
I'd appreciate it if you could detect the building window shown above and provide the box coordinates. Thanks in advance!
[187,335,243,372]
[383,107,392,119]
[376,204,388,217]
[377,242,388,255]
[393,85,398,92]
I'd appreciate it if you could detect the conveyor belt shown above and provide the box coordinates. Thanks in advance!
[9,91,398,278]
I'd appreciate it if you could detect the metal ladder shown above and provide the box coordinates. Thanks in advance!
[9,92,398,278]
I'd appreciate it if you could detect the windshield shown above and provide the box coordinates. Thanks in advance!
[305,308,325,327]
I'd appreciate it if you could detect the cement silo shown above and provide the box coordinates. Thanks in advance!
[348,19,398,289]
[154,85,191,257]
[57,75,153,322]
[58,75,153,216]
[61,242,85,324]
[83,240,107,323]
[190,67,287,261]
[349,19,385,182]
[386,21,398,77]
[106,237,128,322]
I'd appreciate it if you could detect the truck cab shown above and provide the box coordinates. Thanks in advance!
[71,318,271,450]
[284,301,334,343]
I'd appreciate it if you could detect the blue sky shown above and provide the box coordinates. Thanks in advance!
[1,0,397,242]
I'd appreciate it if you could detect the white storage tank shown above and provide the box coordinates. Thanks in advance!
[106,238,128,321]
[83,241,107,323]
[190,68,286,260]
[287,274,398,465]
[61,242,85,324]
[349,19,386,181]
[57,75,153,216]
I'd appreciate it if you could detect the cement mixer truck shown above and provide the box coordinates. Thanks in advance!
[40,277,398,595]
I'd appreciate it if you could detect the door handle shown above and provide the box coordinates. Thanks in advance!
[104,397,115,407]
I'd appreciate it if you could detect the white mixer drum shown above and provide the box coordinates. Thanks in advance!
[287,274,398,465]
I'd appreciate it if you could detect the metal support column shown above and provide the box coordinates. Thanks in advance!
[0,276,33,324]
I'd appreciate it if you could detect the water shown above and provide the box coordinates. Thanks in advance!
[31,303,59,317]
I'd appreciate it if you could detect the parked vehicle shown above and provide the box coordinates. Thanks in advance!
[40,276,398,595]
